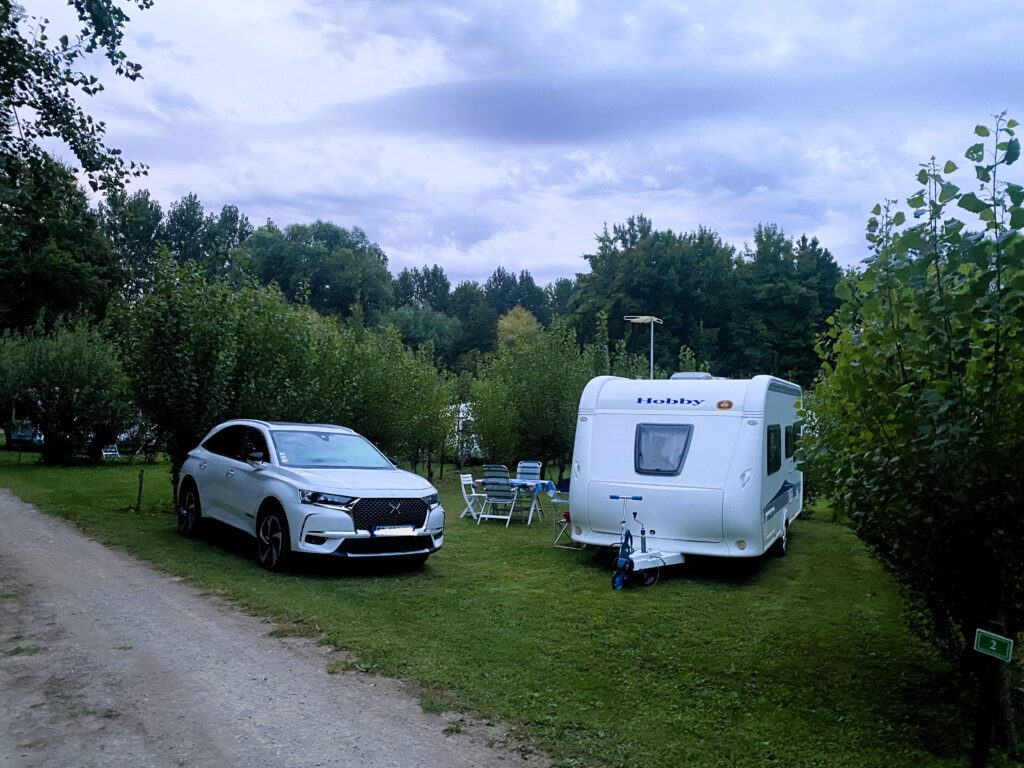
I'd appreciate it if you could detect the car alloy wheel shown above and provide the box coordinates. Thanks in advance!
[257,511,288,571]
[178,487,201,538]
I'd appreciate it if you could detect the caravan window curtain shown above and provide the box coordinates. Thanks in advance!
[635,424,693,476]
[767,425,782,475]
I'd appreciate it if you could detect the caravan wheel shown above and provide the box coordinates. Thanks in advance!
[774,521,789,557]
[636,569,659,587]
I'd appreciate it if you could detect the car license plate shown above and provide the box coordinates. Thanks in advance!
[371,525,415,537]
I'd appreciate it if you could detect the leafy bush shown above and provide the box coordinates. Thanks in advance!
[124,260,457,491]
[805,114,1023,762]
[0,318,132,463]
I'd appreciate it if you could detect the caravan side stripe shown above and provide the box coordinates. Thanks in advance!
[763,480,800,522]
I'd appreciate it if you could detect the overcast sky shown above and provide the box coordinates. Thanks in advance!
[34,0,1023,284]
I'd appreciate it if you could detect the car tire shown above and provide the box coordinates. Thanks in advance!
[178,482,203,538]
[257,506,292,572]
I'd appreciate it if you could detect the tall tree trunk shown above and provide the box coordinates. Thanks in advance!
[970,645,1018,767]
[972,660,996,768]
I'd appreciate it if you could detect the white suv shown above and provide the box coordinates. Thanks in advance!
[176,420,444,571]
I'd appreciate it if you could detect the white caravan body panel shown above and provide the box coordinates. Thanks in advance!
[569,375,802,557]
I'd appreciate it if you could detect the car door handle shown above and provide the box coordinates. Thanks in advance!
[199,462,207,470]
[226,469,235,478]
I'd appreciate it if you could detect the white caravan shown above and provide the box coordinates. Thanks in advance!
[568,373,803,569]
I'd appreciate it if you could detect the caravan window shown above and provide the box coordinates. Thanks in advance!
[635,424,693,476]
[767,425,782,475]
[785,425,796,459]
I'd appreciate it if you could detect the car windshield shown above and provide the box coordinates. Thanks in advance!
[269,431,393,470]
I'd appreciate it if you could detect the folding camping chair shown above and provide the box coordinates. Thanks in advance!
[515,460,542,482]
[515,460,544,522]
[459,473,486,520]
[550,478,584,549]
[478,464,519,527]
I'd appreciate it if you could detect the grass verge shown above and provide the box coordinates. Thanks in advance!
[0,453,973,767]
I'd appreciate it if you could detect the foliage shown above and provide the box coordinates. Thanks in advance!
[572,216,840,383]
[448,280,498,366]
[1,0,151,190]
[238,220,392,323]
[121,260,243,488]
[471,321,594,475]
[123,262,457,490]
[162,192,253,280]
[0,153,123,330]
[496,305,541,351]
[0,317,132,463]
[96,187,163,299]
[805,114,1024,761]
[383,304,461,368]
[392,264,450,312]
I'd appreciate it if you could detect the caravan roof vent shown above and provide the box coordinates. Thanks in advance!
[671,372,713,380]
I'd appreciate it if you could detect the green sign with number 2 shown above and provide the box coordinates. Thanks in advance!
[974,629,1014,662]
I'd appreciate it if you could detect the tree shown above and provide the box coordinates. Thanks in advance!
[483,266,519,316]
[163,192,209,265]
[471,321,595,476]
[1,0,151,191]
[124,260,453,492]
[1,318,132,464]
[123,260,243,489]
[546,276,574,319]
[0,153,122,330]
[496,306,541,351]
[239,220,392,323]
[384,305,461,368]
[97,187,163,298]
[512,270,549,323]
[205,203,252,280]
[160,193,252,280]
[449,281,497,366]
[805,114,1024,766]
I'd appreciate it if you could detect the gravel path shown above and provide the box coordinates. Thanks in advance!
[0,490,547,768]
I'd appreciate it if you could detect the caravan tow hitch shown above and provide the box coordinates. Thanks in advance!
[609,495,684,589]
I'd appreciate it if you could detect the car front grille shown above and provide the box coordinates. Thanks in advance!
[350,497,428,530]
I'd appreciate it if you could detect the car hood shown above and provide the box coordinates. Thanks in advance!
[274,466,435,495]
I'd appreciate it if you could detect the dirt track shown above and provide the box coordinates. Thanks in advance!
[0,489,546,768]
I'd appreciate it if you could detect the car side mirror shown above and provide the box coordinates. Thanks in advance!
[247,451,267,468]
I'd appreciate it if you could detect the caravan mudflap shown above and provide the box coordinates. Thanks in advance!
[629,550,685,572]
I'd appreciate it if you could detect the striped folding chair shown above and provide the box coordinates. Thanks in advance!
[478,464,519,527]
[516,461,544,521]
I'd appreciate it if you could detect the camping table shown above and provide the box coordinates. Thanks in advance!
[474,478,555,525]
[509,479,556,525]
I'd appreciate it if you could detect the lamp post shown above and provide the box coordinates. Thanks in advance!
[624,315,663,379]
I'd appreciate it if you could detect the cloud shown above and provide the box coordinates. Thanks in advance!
[27,0,1023,286]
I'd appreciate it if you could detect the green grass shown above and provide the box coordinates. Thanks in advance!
[0,453,973,767]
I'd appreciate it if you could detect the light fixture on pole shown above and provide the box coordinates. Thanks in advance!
[623,315,663,380]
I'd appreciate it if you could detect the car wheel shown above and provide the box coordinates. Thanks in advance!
[178,482,203,538]
[257,507,291,572]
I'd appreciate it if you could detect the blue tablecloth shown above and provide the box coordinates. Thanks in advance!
[509,479,556,494]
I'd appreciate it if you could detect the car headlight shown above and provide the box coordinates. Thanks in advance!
[299,490,355,508]
[423,492,440,508]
